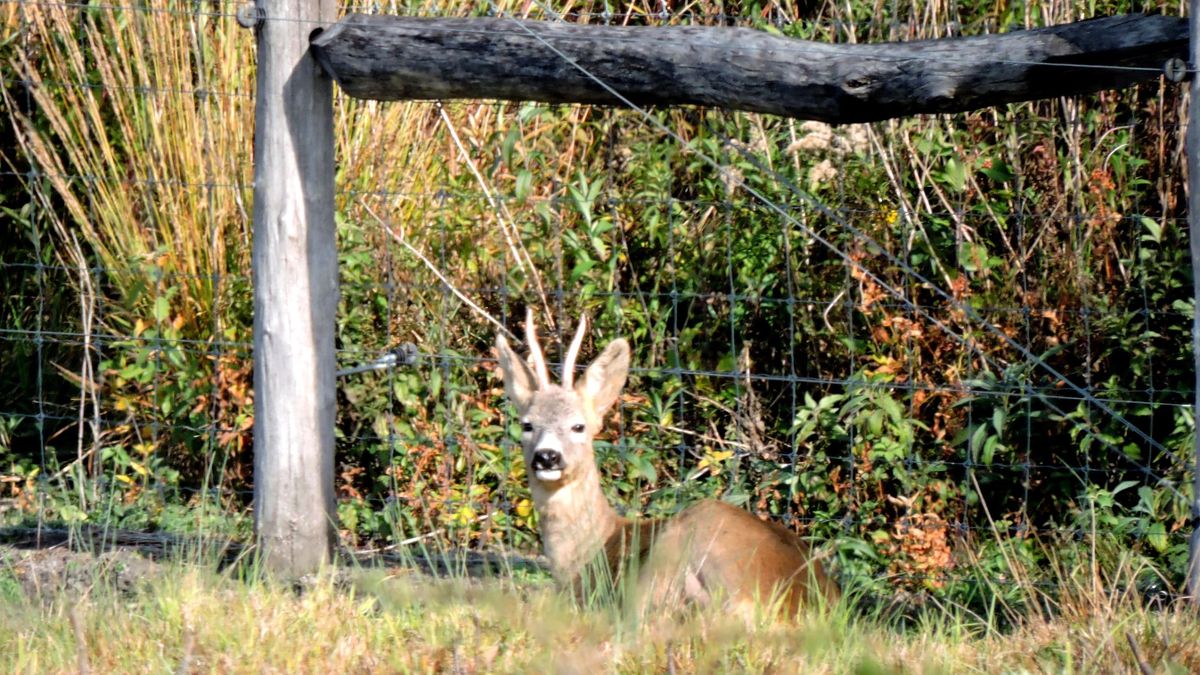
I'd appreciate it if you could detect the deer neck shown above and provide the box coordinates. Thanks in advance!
[532,464,624,583]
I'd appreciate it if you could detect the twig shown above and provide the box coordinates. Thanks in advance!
[69,231,99,505]
[175,621,195,675]
[821,288,847,334]
[361,202,517,342]
[1125,631,1154,675]
[68,600,91,675]
[435,104,551,321]
[355,512,499,553]
[659,424,750,451]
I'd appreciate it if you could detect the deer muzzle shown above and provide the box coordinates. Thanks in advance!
[532,449,565,482]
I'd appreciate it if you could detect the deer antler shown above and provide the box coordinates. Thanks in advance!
[524,307,550,388]
[562,315,587,389]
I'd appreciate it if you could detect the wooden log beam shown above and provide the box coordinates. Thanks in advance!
[311,14,1185,123]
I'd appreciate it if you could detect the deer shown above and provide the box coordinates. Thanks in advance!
[494,310,839,621]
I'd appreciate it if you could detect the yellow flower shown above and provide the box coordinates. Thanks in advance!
[697,449,734,471]
[449,505,476,526]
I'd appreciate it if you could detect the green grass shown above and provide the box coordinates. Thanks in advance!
[1,545,1197,673]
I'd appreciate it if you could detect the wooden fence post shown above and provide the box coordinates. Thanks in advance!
[250,0,338,576]
[1187,0,1200,607]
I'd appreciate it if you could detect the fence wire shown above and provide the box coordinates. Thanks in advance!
[0,0,1196,600]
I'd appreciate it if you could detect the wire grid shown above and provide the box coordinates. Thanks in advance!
[0,0,1195,593]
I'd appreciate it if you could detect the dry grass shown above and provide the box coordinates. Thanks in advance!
[1,546,1198,674]
[2,0,608,345]
[5,4,254,317]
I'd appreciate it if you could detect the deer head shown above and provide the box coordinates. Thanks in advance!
[495,309,630,491]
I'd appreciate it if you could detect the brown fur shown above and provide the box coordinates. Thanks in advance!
[589,502,838,617]
[495,315,838,619]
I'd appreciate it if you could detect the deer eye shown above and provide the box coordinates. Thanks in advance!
[570,423,586,434]
[521,422,534,433]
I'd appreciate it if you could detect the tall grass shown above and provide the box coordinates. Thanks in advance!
[6,4,252,319]
[3,1,569,335]
[1,540,1198,672]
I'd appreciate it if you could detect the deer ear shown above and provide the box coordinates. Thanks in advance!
[576,338,630,424]
[496,334,538,414]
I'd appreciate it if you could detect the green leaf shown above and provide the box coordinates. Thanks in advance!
[166,347,187,369]
[590,234,609,260]
[867,410,883,436]
[631,455,657,483]
[501,125,521,165]
[877,394,903,424]
[514,170,533,203]
[571,256,596,281]
[1147,522,1168,553]
[969,424,988,460]
[818,394,844,410]
[721,491,750,507]
[1111,480,1139,496]
[992,408,1006,434]
[943,157,966,192]
[1136,486,1157,516]
[959,242,989,273]
[981,436,999,466]
[1139,216,1162,244]
[153,295,170,323]
[429,369,442,399]
[979,158,1014,182]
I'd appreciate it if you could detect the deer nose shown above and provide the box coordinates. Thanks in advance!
[532,449,564,471]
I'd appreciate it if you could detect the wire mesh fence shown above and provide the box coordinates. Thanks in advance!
[1,0,1196,602]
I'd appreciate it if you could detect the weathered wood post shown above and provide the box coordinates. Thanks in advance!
[1187,0,1200,607]
[248,0,338,576]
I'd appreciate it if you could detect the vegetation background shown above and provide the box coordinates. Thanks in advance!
[0,0,1196,629]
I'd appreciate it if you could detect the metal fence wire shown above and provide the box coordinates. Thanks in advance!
[0,0,1196,599]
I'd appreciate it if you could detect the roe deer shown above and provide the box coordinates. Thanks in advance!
[495,310,838,619]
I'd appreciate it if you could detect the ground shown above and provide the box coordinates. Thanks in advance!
[1,531,1198,673]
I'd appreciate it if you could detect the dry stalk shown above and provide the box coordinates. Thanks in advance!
[68,600,91,675]
[362,202,516,342]
[865,123,955,292]
[175,619,195,675]
[1125,631,1154,675]
[435,104,551,320]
